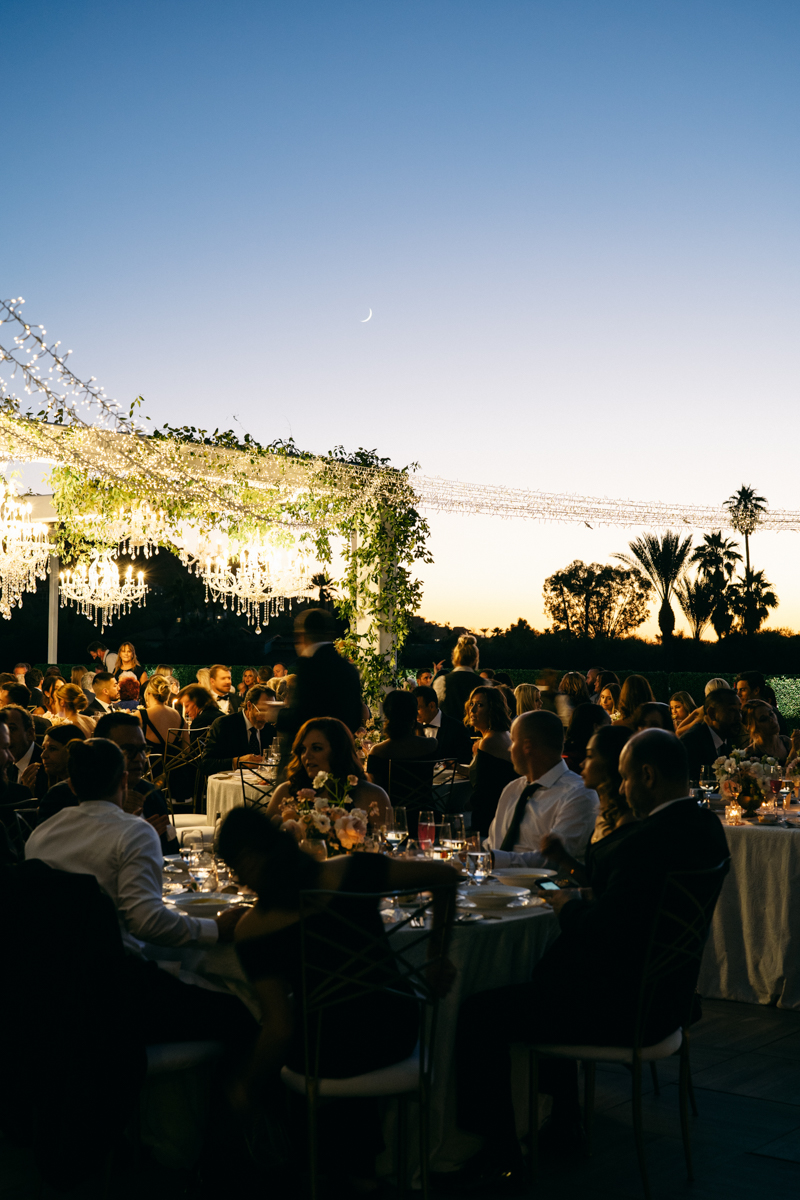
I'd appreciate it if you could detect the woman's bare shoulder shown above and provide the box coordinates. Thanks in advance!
[480,730,512,758]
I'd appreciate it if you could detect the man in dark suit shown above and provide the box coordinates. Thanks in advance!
[85,672,120,718]
[274,609,363,747]
[208,664,240,715]
[202,686,277,775]
[413,685,473,762]
[453,729,729,1190]
[680,687,743,780]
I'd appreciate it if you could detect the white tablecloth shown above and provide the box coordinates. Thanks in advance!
[699,819,800,1010]
[205,769,275,822]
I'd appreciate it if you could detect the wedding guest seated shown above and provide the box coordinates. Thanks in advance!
[25,668,46,711]
[741,699,792,764]
[514,683,542,715]
[26,738,228,951]
[93,712,177,852]
[367,691,438,824]
[631,701,674,733]
[680,688,743,780]
[237,666,258,698]
[563,703,609,773]
[494,672,515,689]
[203,685,277,775]
[598,682,621,719]
[272,662,287,679]
[585,667,603,699]
[434,634,483,720]
[13,661,30,685]
[52,682,96,737]
[479,669,497,684]
[85,671,120,717]
[459,687,518,838]
[40,675,62,722]
[617,674,655,725]
[139,675,186,761]
[0,705,44,797]
[208,663,240,714]
[496,683,517,714]
[416,666,434,687]
[670,690,696,734]
[256,665,274,683]
[217,805,457,1195]
[0,682,50,739]
[269,716,389,823]
[116,676,140,710]
[453,730,729,1192]
[35,726,87,823]
[736,671,789,735]
[555,672,592,727]
[179,684,221,742]
[0,714,38,840]
[413,684,474,762]
[671,679,730,738]
[487,710,598,868]
[542,724,635,894]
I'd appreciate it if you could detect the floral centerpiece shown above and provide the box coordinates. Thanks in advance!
[279,771,378,858]
[713,750,778,815]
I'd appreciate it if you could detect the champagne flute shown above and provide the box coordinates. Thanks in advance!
[418,810,436,852]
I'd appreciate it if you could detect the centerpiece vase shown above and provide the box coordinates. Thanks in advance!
[738,777,764,817]
[299,838,328,862]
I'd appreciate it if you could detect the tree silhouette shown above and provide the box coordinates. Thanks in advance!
[674,575,716,640]
[729,568,778,636]
[614,531,693,641]
[690,532,742,640]
[543,560,652,638]
[724,485,767,573]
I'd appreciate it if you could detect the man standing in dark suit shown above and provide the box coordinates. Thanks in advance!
[679,687,743,780]
[452,729,729,1191]
[274,609,363,747]
[202,686,276,775]
[413,685,474,762]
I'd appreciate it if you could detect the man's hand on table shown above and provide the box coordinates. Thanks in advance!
[536,886,584,915]
[215,907,247,941]
[234,754,264,769]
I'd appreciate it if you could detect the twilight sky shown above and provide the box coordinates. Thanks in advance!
[3,1,799,637]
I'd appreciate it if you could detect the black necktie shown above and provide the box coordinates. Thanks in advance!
[500,783,541,852]
[248,727,260,757]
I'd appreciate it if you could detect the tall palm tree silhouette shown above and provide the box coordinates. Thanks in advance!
[690,532,742,640]
[724,485,767,573]
[615,530,693,640]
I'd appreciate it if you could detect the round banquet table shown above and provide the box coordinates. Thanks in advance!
[145,888,559,1173]
[699,817,800,1010]
[205,769,275,822]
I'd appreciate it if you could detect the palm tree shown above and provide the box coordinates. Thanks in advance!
[615,530,693,640]
[674,575,715,640]
[690,531,742,640]
[310,571,337,606]
[729,568,779,636]
[724,485,768,573]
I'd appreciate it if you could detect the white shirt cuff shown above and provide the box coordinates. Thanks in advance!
[196,917,220,944]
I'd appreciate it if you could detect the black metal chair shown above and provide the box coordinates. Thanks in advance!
[524,859,729,1198]
[384,760,436,838]
[238,763,275,812]
[282,886,453,1200]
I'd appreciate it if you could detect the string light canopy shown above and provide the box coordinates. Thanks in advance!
[59,550,148,632]
[0,479,53,619]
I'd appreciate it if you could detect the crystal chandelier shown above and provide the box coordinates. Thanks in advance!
[0,480,53,620]
[69,502,169,559]
[195,542,316,634]
[59,550,148,631]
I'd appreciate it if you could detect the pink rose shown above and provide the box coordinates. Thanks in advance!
[296,788,317,801]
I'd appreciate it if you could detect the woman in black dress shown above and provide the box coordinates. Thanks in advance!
[462,686,518,838]
[217,807,458,1195]
[542,723,637,895]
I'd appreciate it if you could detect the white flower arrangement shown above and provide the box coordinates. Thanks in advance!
[279,771,378,855]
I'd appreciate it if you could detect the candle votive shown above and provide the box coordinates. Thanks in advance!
[725,802,743,826]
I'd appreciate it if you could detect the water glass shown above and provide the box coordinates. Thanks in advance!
[386,806,408,851]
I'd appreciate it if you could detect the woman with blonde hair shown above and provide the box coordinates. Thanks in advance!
[139,674,186,760]
[52,682,96,736]
[514,683,542,716]
[433,634,483,720]
[741,699,791,764]
[618,674,655,724]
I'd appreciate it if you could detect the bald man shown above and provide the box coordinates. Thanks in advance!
[453,730,729,1190]
[486,709,598,868]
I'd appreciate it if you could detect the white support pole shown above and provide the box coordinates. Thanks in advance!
[47,554,59,664]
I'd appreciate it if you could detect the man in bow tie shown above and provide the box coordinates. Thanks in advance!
[487,709,598,869]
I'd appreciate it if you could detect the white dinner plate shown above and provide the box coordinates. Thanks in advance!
[493,868,557,887]
[459,884,530,909]
[172,892,241,917]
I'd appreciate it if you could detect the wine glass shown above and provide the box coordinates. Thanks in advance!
[417,810,436,852]
[699,765,715,800]
[386,807,407,851]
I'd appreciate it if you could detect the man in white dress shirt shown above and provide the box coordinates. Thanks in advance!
[26,738,240,955]
[487,709,598,868]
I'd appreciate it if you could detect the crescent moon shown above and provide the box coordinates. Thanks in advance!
[361,309,372,322]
